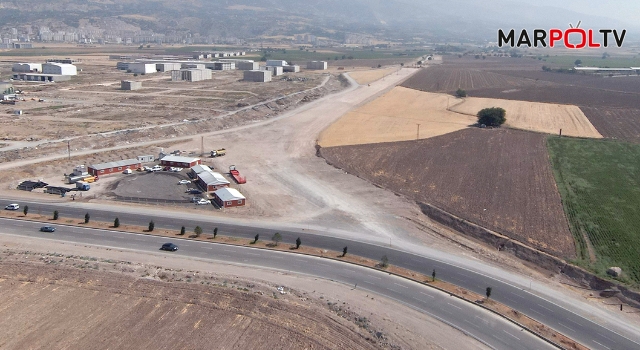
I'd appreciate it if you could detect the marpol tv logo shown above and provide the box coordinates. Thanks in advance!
[498,21,627,49]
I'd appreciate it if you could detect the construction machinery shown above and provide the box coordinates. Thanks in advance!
[210,148,226,157]
[229,165,246,184]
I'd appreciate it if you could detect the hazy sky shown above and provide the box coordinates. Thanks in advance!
[519,0,640,25]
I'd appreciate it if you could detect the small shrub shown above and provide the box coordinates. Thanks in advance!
[53,210,59,220]
[114,217,120,228]
[179,226,186,236]
[84,213,90,224]
[148,220,155,232]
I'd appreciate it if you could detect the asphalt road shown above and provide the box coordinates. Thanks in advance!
[4,199,640,350]
[0,217,552,350]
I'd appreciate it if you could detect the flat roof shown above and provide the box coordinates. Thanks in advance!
[161,155,201,163]
[89,159,140,170]
[191,164,212,174]
[198,171,230,186]
[214,187,246,201]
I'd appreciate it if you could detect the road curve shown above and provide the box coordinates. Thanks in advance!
[0,217,553,350]
[2,199,640,349]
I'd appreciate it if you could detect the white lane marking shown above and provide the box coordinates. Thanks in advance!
[411,296,424,303]
[596,333,614,342]
[558,322,576,332]
[502,330,520,340]
[447,302,462,310]
[592,340,609,349]
[393,283,408,289]
[361,280,375,285]
[223,249,235,253]
[367,275,382,280]
[529,308,544,316]
[246,252,261,256]
[464,319,479,329]
[317,263,332,268]
[420,292,435,298]
[491,334,507,343]
[204,247,213,250]
[512,293,526,299]
[536,303,554,312]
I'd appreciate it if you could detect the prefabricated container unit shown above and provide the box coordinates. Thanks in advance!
[121,80,142,90]
[307,61,328,70]
[12,73,71,82]
[266,60,288,67]
[12,63,42,72]
[42,63,78,75]
[88,159,143,176]
[212,62,235,70]
[137,154,155,163]
[243,70,272,82]
[160,155,202,168]
[213,187,246,208]
[197,171,230,192]
[283,65,300,73]
[171,69,212,82]
[264,66,284,76]
[155,62,182,72]
[237,61,259,70]
[190,164,213,178]
[128,63,156,74]
[181,63,205,70]
[116,61,132,70]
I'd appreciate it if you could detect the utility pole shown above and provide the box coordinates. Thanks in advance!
[417,124,421,140]
[67,140,71,160]
[201,136,204,156]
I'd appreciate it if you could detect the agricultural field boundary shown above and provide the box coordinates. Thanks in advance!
[0,211,582,350]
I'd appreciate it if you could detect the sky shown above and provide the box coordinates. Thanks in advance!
[518,0,640,25]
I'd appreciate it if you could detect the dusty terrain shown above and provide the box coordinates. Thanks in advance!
[449,97,602,138]
[348,67,400,85]
[320,128,575,259]
[0,234,488,350]
[318,87,476,147]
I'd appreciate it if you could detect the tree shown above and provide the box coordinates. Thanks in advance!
[377,64,382,68]
[477,107,506,127]
[486,287,492,299]
[400,63,404,67]
[574,59,582,66]
[272,232,282,246]
[23,205,29,216]
[179,226,186,235]
[84,212,90,224]
[342,246,348,257]
[295,237,301,249]
[194,226,202,237]
[114,217,120,228]
[213,227,218,239]
[455,88,467,98]
[432,269,436,282]
[253,234,259,244]
[148,220,155,232]
[53,210,59,220]
[380,255,389,268]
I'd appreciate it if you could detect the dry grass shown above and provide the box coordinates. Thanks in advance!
[348,68,399,85]
[318,87,476,147]
[450,97,603,138]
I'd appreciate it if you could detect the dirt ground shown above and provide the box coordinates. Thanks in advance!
[449,97,603,138]
[318,87,476,147]
[320,128,576,259]
[0,235,488,350]
[348,68,400,85]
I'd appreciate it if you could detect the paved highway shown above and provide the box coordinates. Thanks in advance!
[4,199,640,349]
[0,217,552,349]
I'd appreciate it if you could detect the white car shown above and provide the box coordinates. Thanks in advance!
[196,199,211,205]
[4,203,19,210]
[170,167,181,172]
[123,169,133,174]
[178,180,191,185]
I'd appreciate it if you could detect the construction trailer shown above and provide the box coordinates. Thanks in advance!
[88,159,143,176]
[155,62,182,72]
[160,155,202,168]
[266,60,288,67]
[128,63,156,74]
[236,61,259,70]
[264,66,284,76]
[307,61,328,70]
[243,70,272,82]
[212,62,235,70]
[181,63,206,70]
[12,73,72,82]
[171,69,212,82]
[213,188,246,208]
[283,65,300,73]
[121,80,142,90]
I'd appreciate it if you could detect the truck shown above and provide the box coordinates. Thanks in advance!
[229,165,246,184]
[76,181,90,191]
[210,148,226,157]
[83,175,97,183]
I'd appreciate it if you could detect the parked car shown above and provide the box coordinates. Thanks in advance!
[160,243,178,251]
[187,189,203,194]
[170,167,181,172]
[123,169,133,174]
[178,179,191,185]
[4,203,19,210]
[147,165,162,172]
[40,226,56,232]
[191,197,202,203]
[196,199,211,205]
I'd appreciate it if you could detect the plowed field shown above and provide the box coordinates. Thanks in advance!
[320,128,575,259]
[449,98,602,138]
[318,87,476,147]
[0,260,378,350]
[580,107,640,144]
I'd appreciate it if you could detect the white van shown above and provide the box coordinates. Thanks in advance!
[4,203,19,210]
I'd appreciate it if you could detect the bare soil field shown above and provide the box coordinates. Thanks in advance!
[320,128,575,259]
[0,254,381,350]
[449,97,602,138]
[348,68,400,85]
[318,87,476,147]
[580,107,640,143]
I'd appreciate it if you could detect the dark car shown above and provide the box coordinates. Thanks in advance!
[160,243,178,251]
[186,188,202,194]
[40,226,56,232]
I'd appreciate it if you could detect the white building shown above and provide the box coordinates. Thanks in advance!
[307,61,328,70]
[121,80,142,90]
[264,66,284,76]
[181,63,205,70]
[42,63,77,75]
[266,60,288,67]
[12,63,42,73]
[283,65,300,73]
[156,62,182,72]
[237,61,259,70]
[128,63,156,74]
[171,69,212,82]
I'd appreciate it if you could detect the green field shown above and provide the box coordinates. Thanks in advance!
[548,137,640,284]
[544,55,640,68]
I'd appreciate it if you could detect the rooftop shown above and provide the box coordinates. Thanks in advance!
[89,159,140,170]
[161,155,201,163]
[198,171,230,186]
[214,187,246,201]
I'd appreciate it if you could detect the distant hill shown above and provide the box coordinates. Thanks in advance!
[0,0,630,41]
